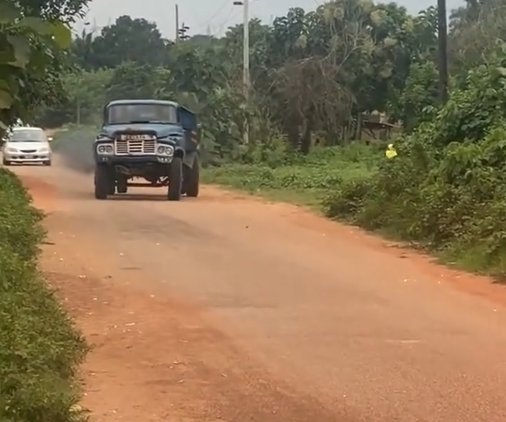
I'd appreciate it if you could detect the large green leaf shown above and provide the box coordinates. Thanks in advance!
[7,35,31,67]
[0,32,15,64]
[0,90,14,109]
[0,1,21,24]
[50,23,72,49]
[0,47,15,65]
[14,17,53,35]
[0,79,10,91]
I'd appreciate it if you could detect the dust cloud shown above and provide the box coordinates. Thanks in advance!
[52,127,96,173]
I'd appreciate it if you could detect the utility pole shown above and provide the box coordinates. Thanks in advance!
[179,22,190,40]
[243,0,250,99]
[175,4,179,42]
[233,0,250,144]
[76,100,81,126]
[175,5,190,42]
[437,0,448,103]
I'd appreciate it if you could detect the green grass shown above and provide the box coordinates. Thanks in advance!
[202,143,381,210]
[0,168,89,422]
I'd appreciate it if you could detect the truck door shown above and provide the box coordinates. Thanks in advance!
[178,107,198,152]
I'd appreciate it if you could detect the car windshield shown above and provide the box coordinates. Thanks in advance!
[106,103,178,124]
[10,129,46,142]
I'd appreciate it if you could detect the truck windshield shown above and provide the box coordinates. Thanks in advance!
[106,103,178,125]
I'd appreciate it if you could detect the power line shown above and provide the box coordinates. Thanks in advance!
[207,0,233,23]
[184,0,232,35]
[211,6,240,36]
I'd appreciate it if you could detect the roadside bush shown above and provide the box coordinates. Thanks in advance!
[0,168,88,422]
[203,164,344,190]
[324,121,506,275]
[203,143,381,196]
[322,46,506,276]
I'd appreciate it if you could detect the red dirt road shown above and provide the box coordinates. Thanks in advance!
[12,159,506,422]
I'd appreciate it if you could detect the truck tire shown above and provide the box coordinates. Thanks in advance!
[117,177,128,194]
[94,165,112,200]
[168,156,182,201]
[184,155,200,197]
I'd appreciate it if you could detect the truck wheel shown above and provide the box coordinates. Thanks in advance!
[94,165,112,200]
[168,156,182,201]
[117,177,128,194]
[184,155,200,197]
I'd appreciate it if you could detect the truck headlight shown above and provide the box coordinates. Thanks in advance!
[157,145,174,156]
[96,144,114,155]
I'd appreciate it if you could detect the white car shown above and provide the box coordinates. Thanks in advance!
[2,127,52,166]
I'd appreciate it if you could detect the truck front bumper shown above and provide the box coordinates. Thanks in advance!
[95,155,173,164]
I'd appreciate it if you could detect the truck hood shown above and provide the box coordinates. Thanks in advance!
[100,123,183,138]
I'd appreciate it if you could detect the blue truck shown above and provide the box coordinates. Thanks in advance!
[93,99,200,200]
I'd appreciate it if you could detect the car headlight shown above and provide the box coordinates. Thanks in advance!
[96,144,114,155]
[157,144,174,156]
[39,147,49,153]
[6,147,17,153]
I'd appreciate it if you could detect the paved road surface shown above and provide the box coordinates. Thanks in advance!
[9,158,506,422]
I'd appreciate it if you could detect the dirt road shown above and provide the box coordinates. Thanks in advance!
[11,158,506,422]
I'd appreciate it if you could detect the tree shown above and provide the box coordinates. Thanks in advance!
[394,61,439,132]
[71,29,97,70]
[448,0,506,73]
[105,62,160,101]
[18,0,88,22]
[88,16,170,69]
[40,0,506,155]
[0,0,77,130]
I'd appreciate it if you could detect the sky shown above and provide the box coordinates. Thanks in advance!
[77,0,463,39]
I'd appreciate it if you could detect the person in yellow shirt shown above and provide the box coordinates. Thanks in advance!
[385,143,397,159]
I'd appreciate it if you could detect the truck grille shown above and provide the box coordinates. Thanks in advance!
[114,138,156,155]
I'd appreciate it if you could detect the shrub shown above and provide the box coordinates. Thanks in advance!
[324,116,506,275]
[203,143,380,194]
[0,168,88,422]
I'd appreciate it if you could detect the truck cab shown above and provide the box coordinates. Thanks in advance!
[93,99,200,201]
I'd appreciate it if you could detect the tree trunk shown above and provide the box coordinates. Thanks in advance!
[300,114,314,155]
[284,116,300,150]
[356,111,362,140]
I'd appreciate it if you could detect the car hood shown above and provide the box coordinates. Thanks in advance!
[5,141,48,150]
[100,123,183,138]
